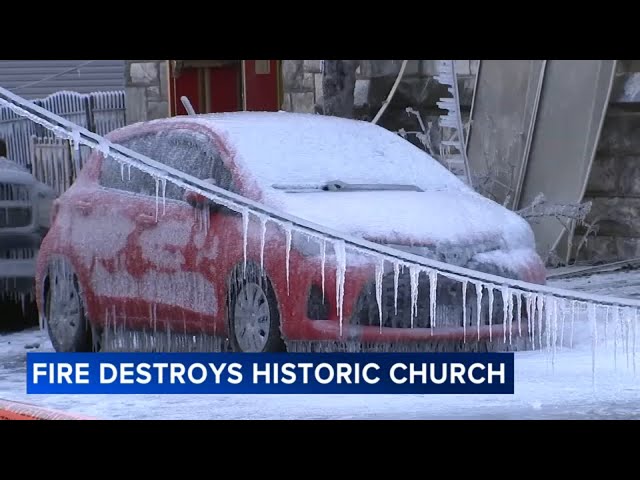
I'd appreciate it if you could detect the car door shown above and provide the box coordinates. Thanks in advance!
[77,137,159,333]
[122,126,235,341]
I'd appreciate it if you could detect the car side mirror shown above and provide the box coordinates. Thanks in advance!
[184,190,208,208]
[183,190,240,217]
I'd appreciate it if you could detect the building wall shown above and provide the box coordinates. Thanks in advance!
[0,60,126,99]
[575,61,640,262]
[124,60,170,125]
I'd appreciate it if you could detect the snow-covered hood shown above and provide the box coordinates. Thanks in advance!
[0,159,36,186]
[269,188,536,255]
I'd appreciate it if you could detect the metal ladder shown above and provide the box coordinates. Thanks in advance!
[434,60,473,186]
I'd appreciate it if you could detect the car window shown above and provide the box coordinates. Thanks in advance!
[99,128,235,199]
[98,134,159,197]
[158,129,235,192]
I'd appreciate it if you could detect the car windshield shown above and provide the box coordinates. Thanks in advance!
[196,112,470,194]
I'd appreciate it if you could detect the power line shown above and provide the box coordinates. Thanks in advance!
[10,60,97,92]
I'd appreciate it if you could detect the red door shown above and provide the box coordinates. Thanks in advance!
[169,62,241,115]
[169,60,281,115]
[243,60,280,111]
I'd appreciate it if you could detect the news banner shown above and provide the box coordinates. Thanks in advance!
[26,353,514,394]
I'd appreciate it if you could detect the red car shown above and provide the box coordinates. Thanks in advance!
[35,112,546,353]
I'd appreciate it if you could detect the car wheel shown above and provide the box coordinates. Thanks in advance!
[228,264,285,353]
[45,259,93,352]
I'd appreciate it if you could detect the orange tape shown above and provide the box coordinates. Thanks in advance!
[0,399,95,420]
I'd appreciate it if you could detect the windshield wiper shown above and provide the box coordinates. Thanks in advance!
[272,180,424,193]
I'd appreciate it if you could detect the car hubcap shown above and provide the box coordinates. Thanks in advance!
[234,282,270,352]
[48,268,82,351]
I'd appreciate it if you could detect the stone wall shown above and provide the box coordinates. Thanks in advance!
[575,61,640,262]
[124,60,169,125]
[280,60,478,154]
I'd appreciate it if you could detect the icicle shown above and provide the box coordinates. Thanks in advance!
[120,162,125,181]
[285,224,292,295]
[516,292,523,338]
[127,164,131,181]
[242,208,249,276]
[462,280,468,342]
[613,306,620,370]
[559,299,566,349]
[500,286,509,343]
[428,270,438,334]
[320,239,326,301]
[71,130,81,152]
[552,297,559,361]
[259,215,267,271]
[97,140,110,159]
[334,240,347,336]
[161,178,167,215]
[570,300,577,348]
[624,307,631,370]
[604,306,610,345]
[393,261,401,316]
[475,282,483,340]
[154,177,160,221]
[375,258,384,332]
[507,290,514,345]
[487,287,494,342]
[536,295,545,350]
[409,265,420,328]
[544,296,552,354]
[633,309,637,375]
[589,302,597,382]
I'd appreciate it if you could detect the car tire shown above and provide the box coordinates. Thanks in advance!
[227,263,285,353]
[45,259,93,352]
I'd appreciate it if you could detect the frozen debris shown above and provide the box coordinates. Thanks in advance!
[517,193,592,223]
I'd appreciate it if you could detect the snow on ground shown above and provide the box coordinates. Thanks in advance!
[2,269,640,420]
[548,269,640,300]
[0,327,639,419]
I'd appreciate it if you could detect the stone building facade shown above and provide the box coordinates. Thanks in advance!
[124,61,170,124]
[577,60,640,262]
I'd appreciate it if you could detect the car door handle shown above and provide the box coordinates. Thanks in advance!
[74,200,92,215]
[136,213,157,227]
